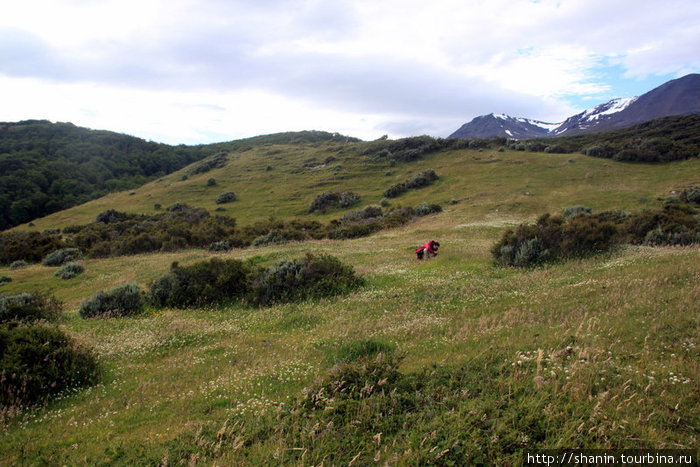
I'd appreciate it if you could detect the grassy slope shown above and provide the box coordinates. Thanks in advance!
[1,144,698,464]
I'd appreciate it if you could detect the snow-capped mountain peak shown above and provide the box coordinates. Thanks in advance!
[448,74,700,140]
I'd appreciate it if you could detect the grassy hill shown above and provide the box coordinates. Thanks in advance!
[0,120,357,230]
[0,139,699,464]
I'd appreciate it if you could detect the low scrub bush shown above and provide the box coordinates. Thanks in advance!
[562,205,592,219]
[308,191,361,213]
[54,262,85,280]
[0,323,100,407]
[79,283,144,318]
[0,231,66,265]
[189,152,227,175]
[149,259,253,308]
[208,240,232,252]
[0,276,9,284]
[0,293,62,324]
[251,253,364,307]
[215,191,237,204]
[492,213,620,267]
[41,248,82,266]
[679,186,700,204]
[9,260,28,270]
[624,204,699,244]
[384,170,439,198]
[414,202,442,216]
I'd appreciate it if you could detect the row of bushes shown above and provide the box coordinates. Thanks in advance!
[362,135,509,163]
[78,254,364,318]
[520,115,700,162]
[0,292,100,408]
[383,169,439,198]
[493,203,700,267]
[1,199,444,264]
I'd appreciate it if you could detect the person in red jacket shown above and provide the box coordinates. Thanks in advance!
[416,240,440,260]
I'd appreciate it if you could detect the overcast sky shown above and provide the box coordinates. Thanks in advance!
[1,0,699,144]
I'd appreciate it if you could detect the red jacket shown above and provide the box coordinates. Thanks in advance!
[416,241,438,254]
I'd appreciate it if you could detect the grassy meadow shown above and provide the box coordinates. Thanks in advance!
[1,142,698,464]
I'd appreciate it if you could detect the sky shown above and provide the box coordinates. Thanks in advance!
[1,0,699,145]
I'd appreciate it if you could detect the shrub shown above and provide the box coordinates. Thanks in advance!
[207,177,217,186]
[0,276,10,284]
[308,192,361,213]
[251,254,363,306]
[0,323,100,407]
[54,262,84,280]
[414,202,442,216]
[384,170,439,198]
[216,192,237,204]
[208,240,232,252]
[0,292,62,324]
[251,231,291,247]
[149,259,253,308]
[492,213,620,267]
[79,283,144,318]
[679,186,700,204]
[42,248,82,266]
[624,204,699,244]
[0,231,66,264]
[562,205,592,219]
[9,260,28,270]
[189,152,228,175]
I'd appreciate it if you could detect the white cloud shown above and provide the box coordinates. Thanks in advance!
[1,0,698,142]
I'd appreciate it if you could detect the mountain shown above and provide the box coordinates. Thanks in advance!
[449,73,700,139]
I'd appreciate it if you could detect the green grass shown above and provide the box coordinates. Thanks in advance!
[1,143,698,464]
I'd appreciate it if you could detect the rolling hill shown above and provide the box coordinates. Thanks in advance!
[0,120,357,230]
[0,127,699,464]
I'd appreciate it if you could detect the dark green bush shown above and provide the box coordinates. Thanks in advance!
[679,186,700,204]
[207,177,217,186]
[9,260,28,270]
[189,152,227,175]
[208,240,232,252]
[414,202,442,216]
[41,248,82,266]
[216,191,237,204]
[149,259,253,308]
[308,191,360,213]
[0,323,100,407]
[54,262,85,280]
[251,231,291,247]
[624,204,699,244]
[562,205,592,219]
[79,283,144,318]
[0,293,62,324]
[0,276,10,284]
[492,213,619,267]
[0,231,66,265]
[251,253,364,307]
[384,170,439,198]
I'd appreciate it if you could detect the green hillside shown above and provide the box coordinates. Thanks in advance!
[0,135,699,464]
[0,120,356,230]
